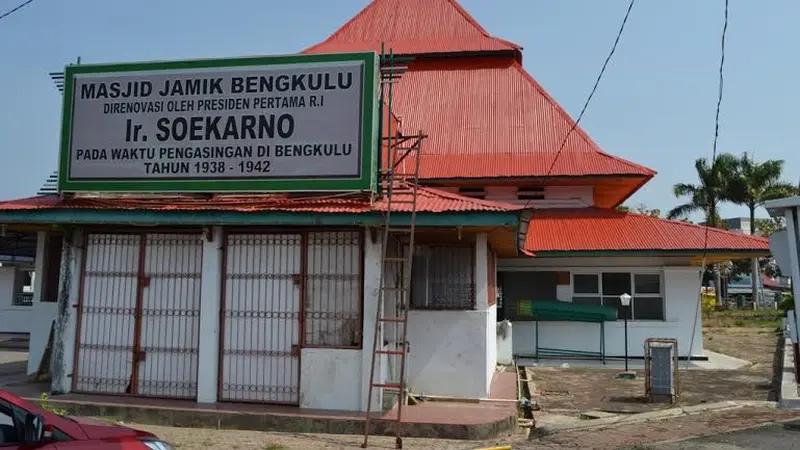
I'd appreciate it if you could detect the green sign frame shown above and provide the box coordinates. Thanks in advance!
[57,52,379,193]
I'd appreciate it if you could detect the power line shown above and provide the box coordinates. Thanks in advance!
[484,0,637,240]
[686,0,729,370]
[703,0,729,258]
[544,0,637,177]
[0,0,35,22]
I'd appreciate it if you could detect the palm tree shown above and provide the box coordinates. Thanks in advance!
[726,153,795,308]
[668,154,738,305]
[667,154,738,227]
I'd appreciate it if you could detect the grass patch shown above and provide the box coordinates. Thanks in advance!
[704,309,783,329]
[263,445,287,450]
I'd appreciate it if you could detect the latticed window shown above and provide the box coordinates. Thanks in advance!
[304,231,362,347]
[411,245,475,310]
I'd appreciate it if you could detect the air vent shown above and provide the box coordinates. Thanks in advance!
[517,187,545,200]
[458,187,486,199]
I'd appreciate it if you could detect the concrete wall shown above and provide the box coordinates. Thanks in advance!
[502,263,704,359]
[0,266,32,333]
[406,309,491,398]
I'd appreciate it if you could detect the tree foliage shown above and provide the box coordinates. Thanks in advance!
[726,153,795,235]
[667,154,738,227]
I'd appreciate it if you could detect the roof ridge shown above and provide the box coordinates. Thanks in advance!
[302,0,520,54]
[445,0,494,38]
[309,0,381,48]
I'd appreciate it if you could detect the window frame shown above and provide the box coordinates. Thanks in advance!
[570,270,665,322]
[410,244,476,311]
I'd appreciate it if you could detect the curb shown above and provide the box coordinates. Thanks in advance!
[531,400,777,436]
[778,338,800,409]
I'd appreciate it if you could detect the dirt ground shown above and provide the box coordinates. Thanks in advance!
[128,407,800,449]
[531,407,800,450]
[128,424,508,450]
[527,328,782,416]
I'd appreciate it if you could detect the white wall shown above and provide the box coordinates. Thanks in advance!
[506,265,704,359]
[407,309,491,398]
[438,185,593,208]
[0,266,31,333]
[300,348,362,410]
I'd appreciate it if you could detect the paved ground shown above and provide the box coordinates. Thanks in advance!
[124,407,800,449]
[653,418,800,450]
[526,328,782,416]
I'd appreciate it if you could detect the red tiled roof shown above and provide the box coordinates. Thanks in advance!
[525,208,770,254]
[303,0,520,56]
[388,58,655,179]
[0,186,519,215]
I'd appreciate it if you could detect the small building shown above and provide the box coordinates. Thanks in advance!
[0,0,770,412]
[0,233,37,334]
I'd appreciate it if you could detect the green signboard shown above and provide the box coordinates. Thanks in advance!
[57,52,379,193]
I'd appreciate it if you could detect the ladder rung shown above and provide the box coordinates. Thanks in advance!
[381,286,408,291]
[384,257,408,262]
[379,317,406,323]
[376,350,405,355]
[371,383,403,390]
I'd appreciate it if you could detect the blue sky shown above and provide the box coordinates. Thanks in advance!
[1,0,797,220]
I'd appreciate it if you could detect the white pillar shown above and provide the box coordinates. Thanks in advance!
[196,226,223,403]
[475,233,495,395]
[360,229,383,412]
[52,228,84,394]
[784,208,800,343]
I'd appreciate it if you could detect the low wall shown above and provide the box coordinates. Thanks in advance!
[407,309,490,399]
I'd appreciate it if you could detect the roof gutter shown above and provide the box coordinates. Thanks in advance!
[0,208,520,228]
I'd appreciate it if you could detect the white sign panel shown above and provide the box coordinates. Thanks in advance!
[58,53,378,192]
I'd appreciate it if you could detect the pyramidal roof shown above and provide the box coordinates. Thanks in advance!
[304,0,655,207]
[303,0,520,56]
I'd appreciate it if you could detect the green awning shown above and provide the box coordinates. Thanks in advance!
[516,300,617,323]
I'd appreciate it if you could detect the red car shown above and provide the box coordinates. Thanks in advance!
[0,389,174,449]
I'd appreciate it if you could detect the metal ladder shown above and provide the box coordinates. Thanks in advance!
[362,49,424,450]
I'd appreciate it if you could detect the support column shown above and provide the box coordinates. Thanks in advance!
[51,228,84,394]
[475,233,489,310]
[197,226,223,403]
[474,233,494,395]
[26,231,50,376]
[360,229,383,412]
[783,209,800,344]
